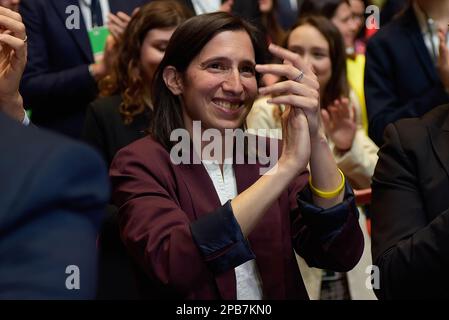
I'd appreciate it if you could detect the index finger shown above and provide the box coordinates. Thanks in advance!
[268,44,312,75]
[0,13,25,40]
[0,6,22,23]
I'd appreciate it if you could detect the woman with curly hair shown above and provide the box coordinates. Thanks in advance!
[83,0,193,165]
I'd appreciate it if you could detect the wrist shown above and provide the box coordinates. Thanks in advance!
[89,63,106,82]
[277,156,307,178]
[0,92,25,122]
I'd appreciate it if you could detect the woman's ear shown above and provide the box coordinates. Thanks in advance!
[163,66,183,95]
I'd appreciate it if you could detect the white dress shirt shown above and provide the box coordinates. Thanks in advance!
[191,0,221,15]
[413,1,449,64]
[202,159,263,300]
[79,0,111,30]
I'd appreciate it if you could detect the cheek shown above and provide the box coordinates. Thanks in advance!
[243,78,258,100]
[141,48,163,69]
[314,60,332,85]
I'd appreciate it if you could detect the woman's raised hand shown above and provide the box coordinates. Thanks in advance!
[255,44,322,173]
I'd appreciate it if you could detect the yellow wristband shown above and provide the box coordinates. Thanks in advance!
[309,168,345,199]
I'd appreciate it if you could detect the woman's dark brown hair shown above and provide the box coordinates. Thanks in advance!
[151,12,268,151]
[286,15,349,109]
[100,0,193,125]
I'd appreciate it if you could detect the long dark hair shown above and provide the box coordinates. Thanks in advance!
[287,15,349,109]
[99,0,193,125]
[300,0,351,19]
[150,12,268,150]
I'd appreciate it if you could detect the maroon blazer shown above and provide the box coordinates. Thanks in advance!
[110,136,364,299]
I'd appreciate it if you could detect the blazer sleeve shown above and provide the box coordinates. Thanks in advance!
[289,177,364,273]
[333,129,379,189]
[371,123,449,299]
[364,37,449,145]
[0,141,109,299]
[19,0,98,108]
[110,147,255,296]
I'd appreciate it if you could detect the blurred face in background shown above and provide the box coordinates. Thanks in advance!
[288,24,332,99]
[258,0,273,13]
[331,2,357,48]
[140,27,176,82]
[349,0,365,35]
[0,0,20,11]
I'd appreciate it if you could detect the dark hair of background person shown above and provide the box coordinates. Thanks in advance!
[300,0,350,19]
[286,15,349,109]
[150,12,268,151]
[99,0,193,125]
[260,0,286,46]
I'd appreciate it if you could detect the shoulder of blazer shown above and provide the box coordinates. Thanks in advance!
[390,105,449,155]
[368,5,417,47]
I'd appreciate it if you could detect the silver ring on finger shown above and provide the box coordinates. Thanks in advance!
[293,70,304,82]
[22,35,27,43]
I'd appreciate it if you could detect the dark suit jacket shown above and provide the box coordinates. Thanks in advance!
[0,113,109,299]
[371,104,449,299]
[19,0,147,138]
[83,95,150,167]
[110,135,364,299]
[364,5,449,146]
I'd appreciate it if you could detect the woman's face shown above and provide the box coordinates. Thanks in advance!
[350,0,365,34]
[259,0,273,13]
[140,27,176,82]
[288,24,332,98]
[178,30,258,133]
[331,2,357,49]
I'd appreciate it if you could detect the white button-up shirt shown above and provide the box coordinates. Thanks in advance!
[202,159,263,300]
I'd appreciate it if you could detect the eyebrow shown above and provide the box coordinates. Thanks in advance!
[289,45,328,51]
[200,56,256,67]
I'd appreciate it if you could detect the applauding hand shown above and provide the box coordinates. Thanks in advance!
[321,97,356,152]
[0,6,27,121]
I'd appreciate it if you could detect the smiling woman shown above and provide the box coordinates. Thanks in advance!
[109,12,364,300]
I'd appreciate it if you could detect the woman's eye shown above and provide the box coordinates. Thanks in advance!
[208,63,226,70]
[313,52,327,59]
[241,66,255,76]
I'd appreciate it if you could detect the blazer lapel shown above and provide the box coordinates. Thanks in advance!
[50,0,93,62]
[404,7,440,83]
[177,160,237,300]
[429,114,449,180]
[234,162,286,299]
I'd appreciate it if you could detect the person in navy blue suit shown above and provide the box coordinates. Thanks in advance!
[0,7,109,299]
[365,0,449,145]
[18,0,148,138]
